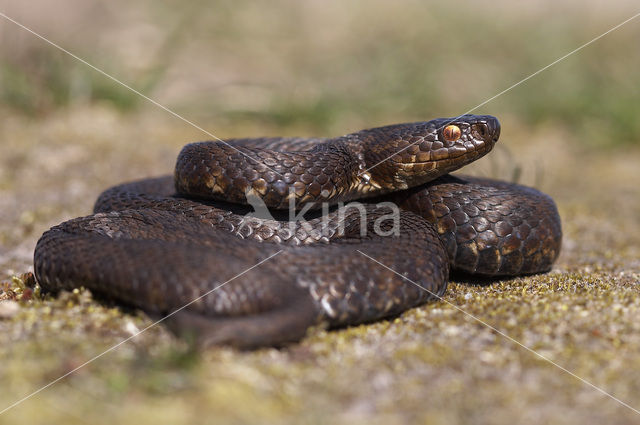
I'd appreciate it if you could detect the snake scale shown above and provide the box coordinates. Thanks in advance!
[33,115,562,348]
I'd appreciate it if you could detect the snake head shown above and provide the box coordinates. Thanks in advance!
[175,115,501,208]
[361,114,501,192]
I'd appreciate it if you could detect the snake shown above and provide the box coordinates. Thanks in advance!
[33,115,562,349]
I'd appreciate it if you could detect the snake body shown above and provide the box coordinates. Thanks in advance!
[33,115,562,348]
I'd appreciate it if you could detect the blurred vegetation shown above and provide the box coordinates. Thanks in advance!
[1,1,638,146]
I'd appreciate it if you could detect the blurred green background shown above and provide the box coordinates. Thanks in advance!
[2,0,639,147]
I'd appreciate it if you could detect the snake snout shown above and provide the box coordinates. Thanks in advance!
[486,116,501,143]
[475,115,500,145]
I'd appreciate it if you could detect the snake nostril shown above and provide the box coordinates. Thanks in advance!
[471,123,489,140]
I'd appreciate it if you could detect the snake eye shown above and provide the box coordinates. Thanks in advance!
[442,125,461,142]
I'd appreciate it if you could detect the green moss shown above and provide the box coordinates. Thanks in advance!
[1,115,640,423]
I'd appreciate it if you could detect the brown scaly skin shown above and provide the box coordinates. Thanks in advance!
[33,115,562,349]
[388,175,562,276]
[34,207,448,348]
[174,115,500,209]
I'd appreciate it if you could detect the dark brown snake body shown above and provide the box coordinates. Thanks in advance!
[33,115,562,348]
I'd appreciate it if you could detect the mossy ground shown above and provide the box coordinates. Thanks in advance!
[1,106,639,425]
[1,1,640,423]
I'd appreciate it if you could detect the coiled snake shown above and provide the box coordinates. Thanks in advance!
[33,115,562,348]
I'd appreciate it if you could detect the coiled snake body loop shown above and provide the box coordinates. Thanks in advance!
[34,115,562,348]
